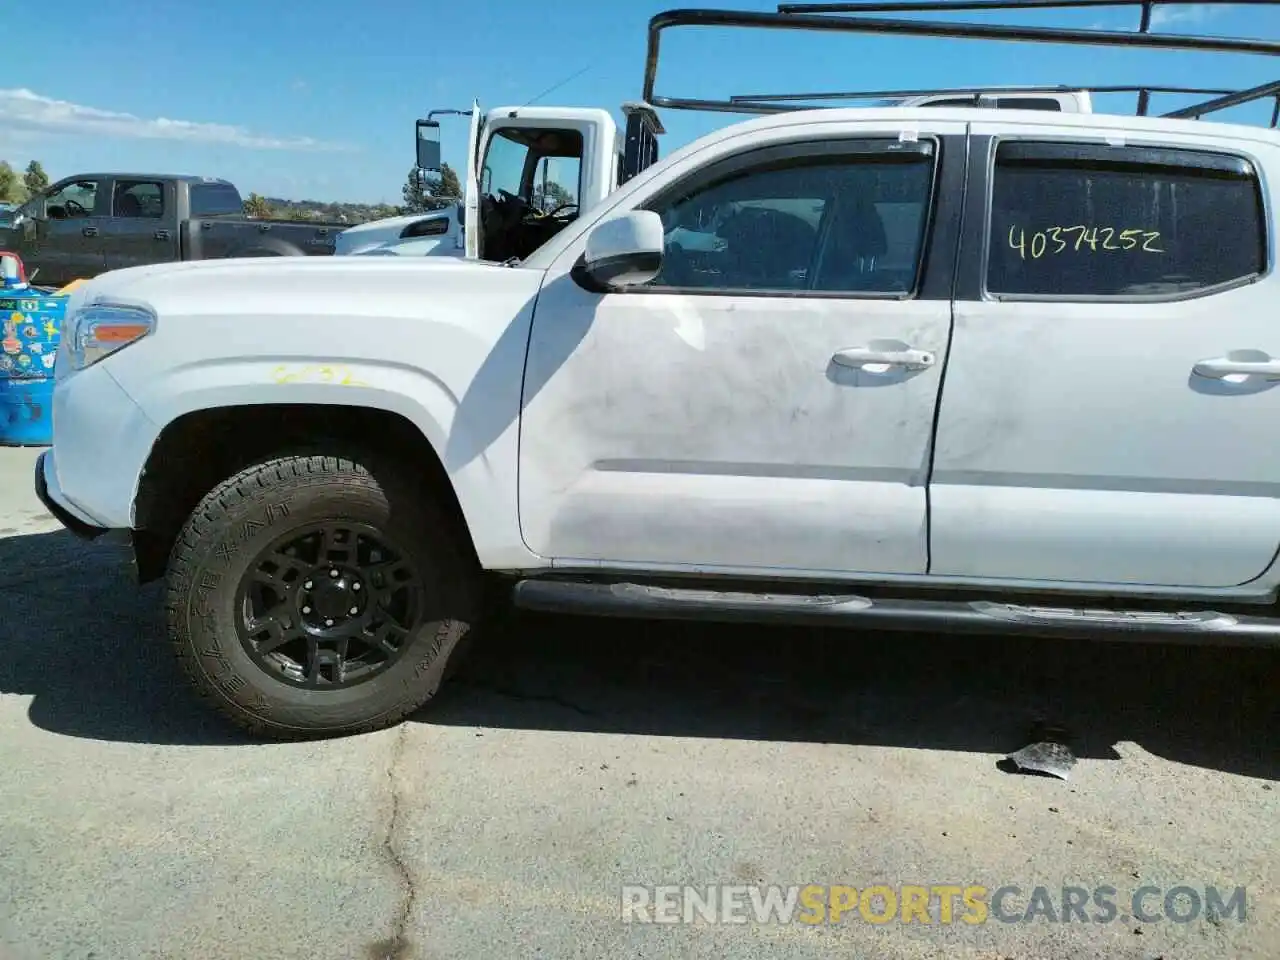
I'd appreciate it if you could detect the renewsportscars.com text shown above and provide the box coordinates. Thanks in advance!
[620,884,1247,926]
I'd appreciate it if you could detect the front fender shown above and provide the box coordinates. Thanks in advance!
[66,254,548,567]
[135,358,462,461]
[119,358,532,569]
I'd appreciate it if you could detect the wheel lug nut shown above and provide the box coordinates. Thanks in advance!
[302,606,312,614]
[349,606,359,615]
[324,618,334,627]
[303,580,313,590]
[329,569,339,578]
[352,582,361,592]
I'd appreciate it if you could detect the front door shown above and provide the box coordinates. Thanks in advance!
[33,178,107,285]
[518,123,966,576]
[929,126,1280,588]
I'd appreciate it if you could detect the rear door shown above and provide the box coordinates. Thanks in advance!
[929,123,1280,588]
[101,178,177,271]
[519,120,968,575]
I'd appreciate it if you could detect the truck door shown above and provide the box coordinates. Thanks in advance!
[929,124,1280,588]
[100,178,176,271]
[30,178,107,284]
[464,101,481,260]
[518,121,967,574]
[470,108,616,263]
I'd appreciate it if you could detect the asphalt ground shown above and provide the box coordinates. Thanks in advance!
[0,444,1276,959]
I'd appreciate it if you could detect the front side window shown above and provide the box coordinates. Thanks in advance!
[113,180,164,219]
[644,145,936,295]
[481,129,530,199]
[45,180,98,220]
[987,141,1266,297]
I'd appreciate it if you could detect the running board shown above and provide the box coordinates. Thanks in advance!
[511,580,1280,646]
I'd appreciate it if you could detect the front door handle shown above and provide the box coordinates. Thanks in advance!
[154,229,171,241]
[1192,353,1280,380]
[81,225,98,237]
[832,342,936,371]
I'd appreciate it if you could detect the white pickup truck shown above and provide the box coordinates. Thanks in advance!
[32,2,1280,738]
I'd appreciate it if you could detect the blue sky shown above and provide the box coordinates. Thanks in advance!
[1,1,1278,204]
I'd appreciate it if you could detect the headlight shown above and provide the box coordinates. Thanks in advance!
[64,303,157,371]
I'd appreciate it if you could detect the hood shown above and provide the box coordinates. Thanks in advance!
[78,250,514,315]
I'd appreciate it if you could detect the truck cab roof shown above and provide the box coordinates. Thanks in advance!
[708,104,1280,146]
[52,174,236,186]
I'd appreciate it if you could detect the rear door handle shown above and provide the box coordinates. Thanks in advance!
[154,229,171,241]
[1192,354,1280,380]
[81,225,98,237]
[832,342,936,371]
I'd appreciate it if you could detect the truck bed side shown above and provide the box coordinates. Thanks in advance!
[180,218,341,259]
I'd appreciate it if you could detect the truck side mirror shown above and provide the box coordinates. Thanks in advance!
[416,120,442,172]
[579,211,665,289]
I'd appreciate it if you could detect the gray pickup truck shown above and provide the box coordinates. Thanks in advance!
[0,173,344,286]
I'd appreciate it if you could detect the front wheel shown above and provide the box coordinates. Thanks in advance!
[164,453,479,739]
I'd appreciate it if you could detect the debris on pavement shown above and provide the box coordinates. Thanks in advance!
[1004,724,1077,780]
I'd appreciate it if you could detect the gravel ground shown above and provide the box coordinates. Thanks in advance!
[0,445,1276,959]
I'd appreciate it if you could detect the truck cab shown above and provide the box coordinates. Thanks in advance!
[409,91,1084,267]
[416,103,623,264]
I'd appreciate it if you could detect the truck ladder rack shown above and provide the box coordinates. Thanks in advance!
[642,0,1280,125]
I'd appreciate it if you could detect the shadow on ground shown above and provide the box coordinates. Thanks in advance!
[1,527,1276,779]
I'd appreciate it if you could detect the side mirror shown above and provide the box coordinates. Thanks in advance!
[416,120,442,172]
[580,211,664,289]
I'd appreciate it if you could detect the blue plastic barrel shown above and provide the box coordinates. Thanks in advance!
[0,290,66,446]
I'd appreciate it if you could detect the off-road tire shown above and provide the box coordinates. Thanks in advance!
[164,453,480,740]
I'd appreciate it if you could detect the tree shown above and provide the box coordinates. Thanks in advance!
[0,162,22,204]
[243,192,273,219]
[532,180,575,213]
[435,162,462,199]
[23,160,49,197]
[402,167,430,213]
[403,162,463,214]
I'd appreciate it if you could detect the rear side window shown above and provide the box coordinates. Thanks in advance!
[921,97,1062,111]
[993,98,1064,111]
[190,182,245,217]
[113,180,164,218]
[987,141,1266,298]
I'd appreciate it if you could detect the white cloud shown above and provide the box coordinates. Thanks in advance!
[1150,3,1220,26]
[0,88,352,152]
